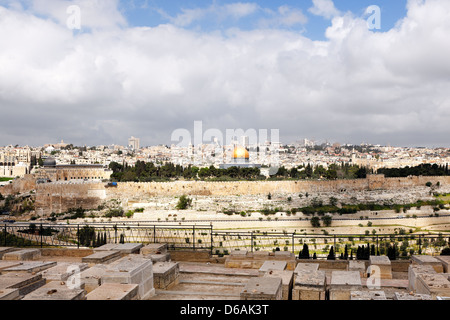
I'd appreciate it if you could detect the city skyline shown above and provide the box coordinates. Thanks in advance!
[0,0,449,148]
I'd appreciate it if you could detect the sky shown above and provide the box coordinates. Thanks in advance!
[0,0,449,148]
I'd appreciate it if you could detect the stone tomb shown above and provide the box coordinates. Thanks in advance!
[416,273,450,299]
[94,243,143,255]
[292,270,326,300]
[435,256,450,273]
[225,250,296,270]
[2,249,41,261]
[0,247,19,260]
[86,283,139,300]
[240,277,282,300]
[1,261,57,274]
[141,243,168,255]
[411,255,444,273]
[350,291,387,300]
[145,253,171,263]
[258,261,287,275]
[0,261,22,273]
[263,270,294,301]
[79,265,108,293]
[348,260,367,278]
[394,292,432,300]
[0,288,20,300]
[141,243,171,262]
[22,281,87,300]
[369,255,392,279]
[294,263,319,274]
[329,271,362,300]
[39,262,89,283]
[408,264,436,292]
[0,273,46,296]
[82,250,122,265]
[152,261,179,290]
[101,255,155,300]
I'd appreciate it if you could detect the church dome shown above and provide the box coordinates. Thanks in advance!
[43,157,56,167]
[232,146,249,159]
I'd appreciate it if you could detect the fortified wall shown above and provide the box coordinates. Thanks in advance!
[33,175,450,215]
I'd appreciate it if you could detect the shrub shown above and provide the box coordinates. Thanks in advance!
[176,195,192,210]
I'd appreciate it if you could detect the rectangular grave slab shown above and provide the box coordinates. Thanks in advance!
[0,288,20,300]
[230,250,248,257]
[79,265,108,293]
[408,264,436,292]
[240,277,282,300]
[294,263,319,274]
[292,270,326,300]
[2,261,57,274]
[252,251,270,260]
[0,273,46,296]
[143,253,171,263]
[39,262,89,283]
[102,255,154,300]
[263,270,294,301]
[348,260,367,278]
[329,271,362,300]
[416,273,450,299]
[435,256,450,273]
[0,247,19,260]
[141,244,168,255]
[411,255,444,273]
[113,243,143,254]
[2,249,41,261]
[394,292,432,300]
[369,255,392,279]
[93,244,119,252]
[22,281,86,300]
[152,262,179,290]
[259,261,287,275]
[94,243,143,255]
[86,283,139,300]
[0,261,22,272]
[82,250,122,265]
[350,291,387,300]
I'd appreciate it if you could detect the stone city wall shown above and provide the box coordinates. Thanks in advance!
[33,175,450,215]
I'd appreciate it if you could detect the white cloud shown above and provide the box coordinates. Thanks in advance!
[309,0,341,19]
[24,0,127,29]
[0,0,449,147]
[257,5,308,29]
[162,2,259,28]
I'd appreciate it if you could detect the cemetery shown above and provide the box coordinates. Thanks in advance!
[1,243,449,300]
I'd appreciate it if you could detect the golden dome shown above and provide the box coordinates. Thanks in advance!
[232,146,249,159]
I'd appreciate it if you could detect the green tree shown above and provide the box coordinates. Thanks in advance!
[176,195,192,210]
[322,215,332,227]
[299,244,310,259]
[310,216,321,228]
[327,246,336,260]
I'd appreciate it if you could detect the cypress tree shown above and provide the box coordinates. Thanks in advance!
[344,245,349,260]
[370,244,376,256]
[299,244,310,259]
[313,252,317,259]
[327,246,336,260]
[364,244,370,260]
[96,233,102,247]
